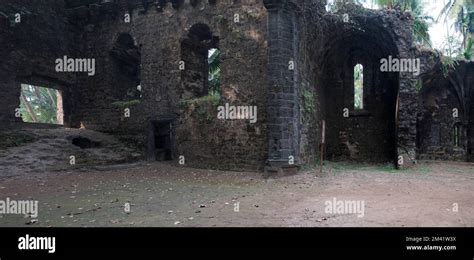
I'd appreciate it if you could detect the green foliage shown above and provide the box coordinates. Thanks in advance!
[371,0,433,46]
[214,15,224,24]
[181,91,220,124]
[302,89,315,114]
[415,79,423,93]
[204,47,221,123]
[413,16,433,47]
[209,90,221,106]
[463,37,473,60]
[354,64,364,110]
[208,48,221,95]
[181,91,221,108]
[19,84,59,124]
[111,86,141,109]
[111,99,140,108]
[436,0,467,23]
[438,53,460,77]
[437,0,474,56]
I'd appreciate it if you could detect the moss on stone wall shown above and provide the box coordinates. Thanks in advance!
[302,88,315,115]
[180,92,221,123]
[111,99,141,108]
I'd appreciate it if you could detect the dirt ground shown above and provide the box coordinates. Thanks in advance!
[0,161,473,227]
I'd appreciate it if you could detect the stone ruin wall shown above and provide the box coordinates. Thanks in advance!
[1,0,474,172]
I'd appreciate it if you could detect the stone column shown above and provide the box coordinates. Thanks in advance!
[397,76,418,168]
[263,0,299,175]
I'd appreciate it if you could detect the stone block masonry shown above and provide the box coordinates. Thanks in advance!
[1,0,473,173]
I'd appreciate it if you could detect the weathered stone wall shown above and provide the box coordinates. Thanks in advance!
[418,61,474,161]
[295,1,326,166]
[0,0,77,128]
[68,0,269,170]
[322,50,398,163]
[396,46,420,168]
[3,0,474,173]
[297,4,405,165]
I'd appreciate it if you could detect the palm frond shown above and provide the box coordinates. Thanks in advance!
[463,37,473,59]
[208,48,221,94]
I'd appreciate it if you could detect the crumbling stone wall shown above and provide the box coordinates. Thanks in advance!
[2,0,474,173]
[0,0,77,128]
[261,1,420,170]
[67,0,269,170]
[290,2,415,167]
[294,1,327,166]
[419,61,474,161]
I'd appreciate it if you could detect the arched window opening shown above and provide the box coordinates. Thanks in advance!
[181,23,219,99]
[110,33,141,102]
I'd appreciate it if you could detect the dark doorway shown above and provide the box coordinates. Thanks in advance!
[148,120,173,161]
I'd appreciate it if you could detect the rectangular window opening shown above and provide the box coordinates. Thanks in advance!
[19,83,64,125]
[208,48,221,95]
[354,64,364,110]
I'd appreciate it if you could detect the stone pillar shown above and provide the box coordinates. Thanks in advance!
[263,0,299,175]
[397,76,418,168]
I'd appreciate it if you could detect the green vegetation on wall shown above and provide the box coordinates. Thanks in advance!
[302,89,316,115]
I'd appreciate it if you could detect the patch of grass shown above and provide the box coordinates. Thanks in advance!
[327,161,370,171]
[414,166,431,175]
[181,92,221,107]
[368,165,399,173]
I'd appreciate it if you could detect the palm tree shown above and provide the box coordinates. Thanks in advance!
[369,0,433,47]
[437,0,474,59]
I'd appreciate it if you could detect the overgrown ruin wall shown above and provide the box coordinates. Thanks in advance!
[419,61,474,161]
[1,0,474,173]
[67,0,269,170]
[293,2,417,167]
[0,0,77,127]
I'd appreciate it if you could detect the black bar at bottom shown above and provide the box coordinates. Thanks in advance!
[0,228,472,258]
